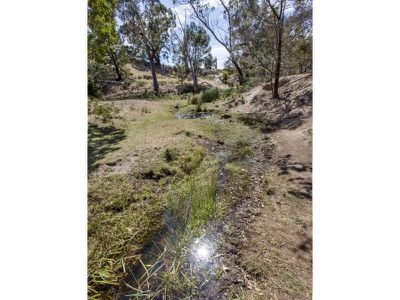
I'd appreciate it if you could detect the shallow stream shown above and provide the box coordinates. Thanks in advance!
[120,149,229,299]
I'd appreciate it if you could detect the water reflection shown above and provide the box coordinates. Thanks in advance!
[192,239,214,263]
[189,236,219,275]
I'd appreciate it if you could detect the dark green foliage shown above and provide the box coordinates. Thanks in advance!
[201,88,220,103]
[88,77,99,98]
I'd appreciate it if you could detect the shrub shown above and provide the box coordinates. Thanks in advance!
[201,87,220,103]
[222,87,236,98]
[221,70,230,83]
[89,100,120,123]
[88,77,99,98]
[177,83,196,94]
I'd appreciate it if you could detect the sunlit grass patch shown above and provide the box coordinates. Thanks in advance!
[88,174,164,299]
[167,156,219,233]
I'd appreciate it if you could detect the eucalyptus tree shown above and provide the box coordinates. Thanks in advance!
[173,16,212,91]
[175,0,245,85]
[232,0,308,98]
[118,0,175,95]
[285,0,312,73]
[88,0,124,81]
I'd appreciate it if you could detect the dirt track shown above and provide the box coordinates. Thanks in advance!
[216,75,312,299]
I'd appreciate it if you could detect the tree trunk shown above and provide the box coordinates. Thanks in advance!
[148,50,159,95]
[109,50,122,81]
[231,58,244,85]
[273,26,283,98]
[155,53,161,67]
[187,55,198,91]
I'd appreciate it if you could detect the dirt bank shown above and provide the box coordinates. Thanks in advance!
[216,74,312,299]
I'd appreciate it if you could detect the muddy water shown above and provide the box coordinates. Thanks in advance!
[120,149,229,300]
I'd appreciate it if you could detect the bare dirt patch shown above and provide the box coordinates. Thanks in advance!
[235,74,312,133]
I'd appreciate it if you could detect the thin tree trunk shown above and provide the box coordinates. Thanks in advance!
[188,2,244,85]
[109,49,122,81]
[231,58,244,85]
[273,26,283,98]
[187,55,198,91]
[148,50,159,95]
[155,54,161,67]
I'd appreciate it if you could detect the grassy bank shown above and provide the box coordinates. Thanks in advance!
[88,96,263,299]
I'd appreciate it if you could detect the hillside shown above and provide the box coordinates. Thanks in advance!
[95,65,226,101]
[215,74,313,299]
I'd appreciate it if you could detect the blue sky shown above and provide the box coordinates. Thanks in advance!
[161,0,229,68]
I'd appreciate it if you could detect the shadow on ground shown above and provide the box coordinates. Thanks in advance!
[276,155,312,201]
[239,74,312,133]
[88,124,127,171]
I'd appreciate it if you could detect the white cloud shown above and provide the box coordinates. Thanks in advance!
[211,45,229,69]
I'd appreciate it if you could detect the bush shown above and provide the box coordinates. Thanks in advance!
[221,70,230,83]
[88,78,99,98]
[177,83,196,94]
[90,101,120,123]
[201,88,220,103]
[222,87,236,98]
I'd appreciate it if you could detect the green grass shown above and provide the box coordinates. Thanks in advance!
[88,175,164,299]
[87,95,264,299]
[167,156,219,233]
[125,156,221,299]
[88,147,218,299]
[201,87,220,103]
